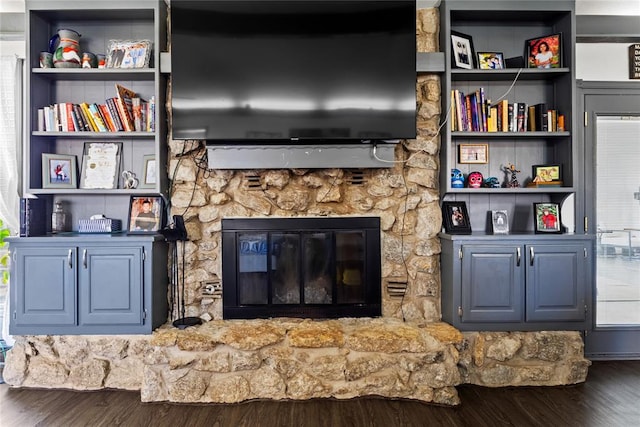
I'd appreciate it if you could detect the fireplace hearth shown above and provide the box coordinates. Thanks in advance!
[221,217,381,319]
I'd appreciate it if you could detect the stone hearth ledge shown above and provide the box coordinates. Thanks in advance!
[3,319,590,406]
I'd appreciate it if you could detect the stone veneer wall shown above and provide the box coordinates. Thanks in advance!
[167,9,443,324]
[3,8,591,402]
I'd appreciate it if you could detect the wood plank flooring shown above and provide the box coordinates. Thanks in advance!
[1,361,639,427]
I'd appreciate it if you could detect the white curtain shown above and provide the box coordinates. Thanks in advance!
[0,55,20,235]
[0,55,20,347]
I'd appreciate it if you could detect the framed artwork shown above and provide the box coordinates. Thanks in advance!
[491,210,509,235]
[534,202,562,234]
[80,142,122,189]
[526,33,562,69]
[106,39,152,69]
[128,195,163,234]
[42,153,77,189]
[532,164,562,182]
[442,201,472,234]
[451,31,475,69]
[140,154,156,189]
[459,143,488,164]
[477,52,504,70]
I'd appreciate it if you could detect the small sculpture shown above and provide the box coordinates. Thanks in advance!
[467,171,484,188]
[122,170,139,189]
[483,177,500,188]
[502,163,521,188]
[451,168,465,188]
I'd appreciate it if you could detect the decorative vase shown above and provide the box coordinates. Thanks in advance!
[49,29,82,68]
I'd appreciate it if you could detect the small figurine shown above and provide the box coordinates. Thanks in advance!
[122,170,139,189]
[483,176,500,188]
[502,163,520,188]
[451,168,465,188]
[467,171,483,188]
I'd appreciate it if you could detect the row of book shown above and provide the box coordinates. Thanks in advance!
[451,88,565,133]
[37,84,155,133]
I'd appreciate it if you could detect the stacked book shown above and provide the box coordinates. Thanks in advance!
[451,88,565,133]
[37,84,155,133]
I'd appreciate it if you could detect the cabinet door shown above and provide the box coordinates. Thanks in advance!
[461,245,524,323]
[13,246,76,326]
[78,246,143,326]
[526,244,587,322]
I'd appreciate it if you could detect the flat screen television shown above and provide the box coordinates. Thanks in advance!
[170,0,416,143]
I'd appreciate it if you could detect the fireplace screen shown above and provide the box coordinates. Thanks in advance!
[222,217,381,319]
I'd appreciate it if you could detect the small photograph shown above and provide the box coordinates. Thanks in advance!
[128,195,163,233]
[459,144,489,164]
[451,31,475,69]
[532,164,562,182]
[42,153,77,189]
[534,202,562,234]
[106,40,152,69]
[477,52,505,70]
[442,201,472,234]
[492,210,509,235]
[140,154,156,189]
[526,33,562,69]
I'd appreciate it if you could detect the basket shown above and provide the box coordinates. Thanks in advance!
[78,218,122,233]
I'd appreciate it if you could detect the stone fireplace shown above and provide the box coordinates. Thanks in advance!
[221,217,381,319]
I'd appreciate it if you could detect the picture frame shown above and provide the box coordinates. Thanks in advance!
[532,164,562,182]
[458,143,489,164]
[106,39,152,69]
[477,52,505,70]
[525,33,562,69]
[42,153,77,189]
[534,202,562,234]
[442,201,472,234]
[127,195,163,234]
[80,142,122,189]
[451,31,475,69]
[491,210,509,235]
[140,154,156,189]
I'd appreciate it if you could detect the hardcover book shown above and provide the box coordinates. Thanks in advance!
[20,197,48,237]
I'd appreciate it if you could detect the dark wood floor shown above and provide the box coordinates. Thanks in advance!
[1,361,639,427]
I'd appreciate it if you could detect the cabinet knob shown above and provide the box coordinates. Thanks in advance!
[67,249,73,269]
[516,247,521,266]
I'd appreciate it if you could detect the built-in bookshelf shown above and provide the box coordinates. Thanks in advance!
[24,0,167,221]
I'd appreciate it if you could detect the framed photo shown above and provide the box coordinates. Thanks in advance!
[451,31,475,69]
[491,210,509,235]
[128,195,163,234]
[477,52,504,70]
[532,164,562,182]
[140,154,156,189]
[106,39,152,69]
[534,202,562,234]
[80,142,122,189]
[442,201,472,234]
[458,143,488,164]
[42,153,77,189]
[526,33,562,69]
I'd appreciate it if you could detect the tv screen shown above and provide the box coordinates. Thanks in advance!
[171,0,416,143]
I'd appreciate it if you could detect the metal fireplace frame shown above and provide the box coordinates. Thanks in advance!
[221,217,382,319]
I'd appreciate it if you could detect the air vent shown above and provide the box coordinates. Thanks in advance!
[202,278,222,298]
[243,173,262,190]
[347,170,367,186]
[386,278,408,297]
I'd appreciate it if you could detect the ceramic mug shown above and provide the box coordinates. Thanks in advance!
[39,51,53,68]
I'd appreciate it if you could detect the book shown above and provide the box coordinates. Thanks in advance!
[65,103,76,132]
[106,97,124,131]
[132,97,143,131]
[80,102,98,131]
[88,103,109,132]
[20,197,48,237]
[115,83,137,131]
[72,103,89,131]
[98,103,117,132]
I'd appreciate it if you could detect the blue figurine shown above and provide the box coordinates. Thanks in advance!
[451,168,464,188]
[483,176,500,188]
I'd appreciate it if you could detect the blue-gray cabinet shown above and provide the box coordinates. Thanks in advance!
[441,234,593,331]
[8,235,168,335]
